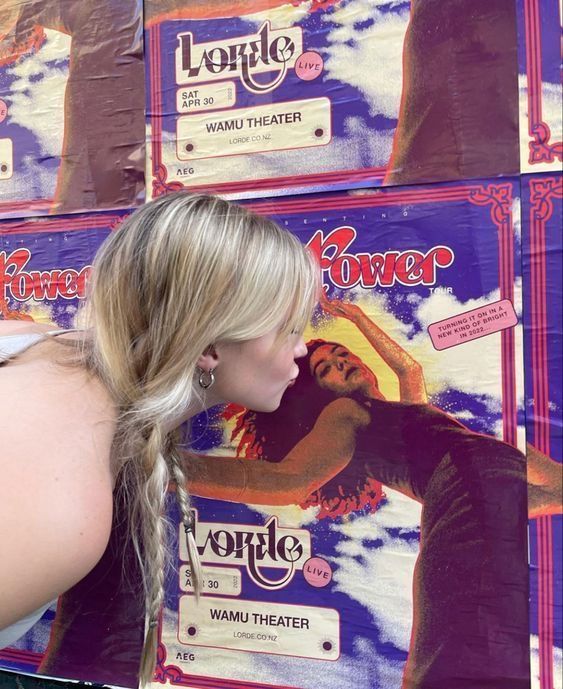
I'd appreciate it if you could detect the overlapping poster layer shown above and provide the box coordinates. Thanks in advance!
[0,1,145,220]
[0,179,533,689]
[0,210,145,689]
[145,0,520,199]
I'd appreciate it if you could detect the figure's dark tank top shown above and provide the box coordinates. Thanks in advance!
[354,398,471,499]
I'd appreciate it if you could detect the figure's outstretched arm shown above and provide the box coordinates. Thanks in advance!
[320,292,427,403]
[181,397,370,505]
[527,444,563,518]
[0,299,33,321]
[145,0,309,25]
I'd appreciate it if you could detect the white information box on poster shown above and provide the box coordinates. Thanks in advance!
[176,97,331,161]
[178,596,340,660]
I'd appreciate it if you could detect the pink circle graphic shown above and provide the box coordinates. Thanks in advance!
[303,557,332,588]
[295,51,324,81]
[0,100,8,124]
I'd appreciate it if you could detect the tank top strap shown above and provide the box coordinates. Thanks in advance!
[0,329,80,364]
[45,328,80,337]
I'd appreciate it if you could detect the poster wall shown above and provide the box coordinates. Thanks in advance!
[145,0,520,199]
[0,0,145,220]
[522,173,563,689]
[0,1,561,688]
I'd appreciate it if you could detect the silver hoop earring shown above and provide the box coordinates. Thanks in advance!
[198,367,215,390]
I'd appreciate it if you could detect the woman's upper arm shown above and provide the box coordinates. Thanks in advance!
[398,361,427,403]
[0,432,113,630]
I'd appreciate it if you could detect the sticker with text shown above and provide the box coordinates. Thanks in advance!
[428,299,518,350]
[303,557,332,588]
[180,565,242,597]
[176,97,331,161]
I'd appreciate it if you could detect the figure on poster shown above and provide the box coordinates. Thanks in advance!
[527,443,563,518]
[1,194,373,687]
[228,293,533,689]
[0,0,144,212]
[232,294,562,516]
[0,299,32,321]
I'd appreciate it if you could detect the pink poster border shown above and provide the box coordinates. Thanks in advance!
[528,175,563,689]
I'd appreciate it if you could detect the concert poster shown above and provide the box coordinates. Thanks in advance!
[145,0,520,201]
[153,178,530,689]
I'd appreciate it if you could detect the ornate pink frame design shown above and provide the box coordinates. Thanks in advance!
[523,0,563,165]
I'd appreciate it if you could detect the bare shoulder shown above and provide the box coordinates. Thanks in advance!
[0,333,116,629]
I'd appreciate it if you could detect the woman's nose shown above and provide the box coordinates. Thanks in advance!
[337,361,344,371]
[294,337,307,359]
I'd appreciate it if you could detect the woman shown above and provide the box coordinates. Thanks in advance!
[231,293,535,689]
[0,193,373,687]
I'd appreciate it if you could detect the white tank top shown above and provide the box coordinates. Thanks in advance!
[0,329,77,648]
[0,329,75,363]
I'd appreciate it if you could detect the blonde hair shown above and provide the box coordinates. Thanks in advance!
[78,193,318,686]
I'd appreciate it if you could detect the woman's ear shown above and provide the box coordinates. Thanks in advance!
[197,344,219,372]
